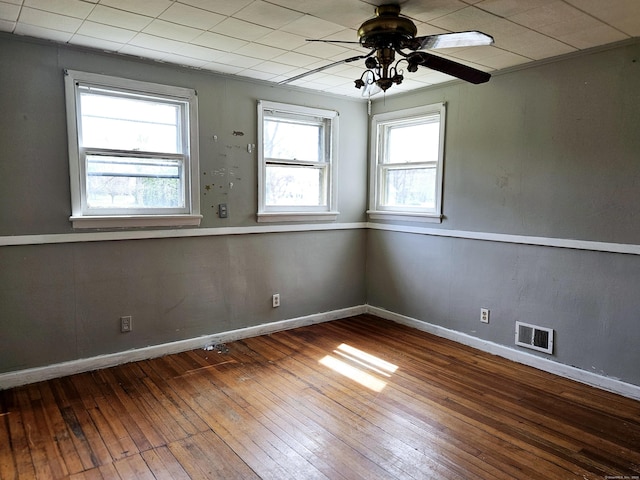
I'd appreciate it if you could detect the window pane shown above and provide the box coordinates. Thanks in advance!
[265,165,327,206]
[382,167,436,209]
[86,155,183,209]
[80,92,180,153]
[385,120,440,164]
[264,119,322,162]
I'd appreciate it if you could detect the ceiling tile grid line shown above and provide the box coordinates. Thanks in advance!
[0,0,638,98]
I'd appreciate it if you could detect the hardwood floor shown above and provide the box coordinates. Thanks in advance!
[2,314,639,479]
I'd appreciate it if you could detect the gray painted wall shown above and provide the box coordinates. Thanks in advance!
[1,32,639,389]
[367,40,640,386]
[0,34,367,373]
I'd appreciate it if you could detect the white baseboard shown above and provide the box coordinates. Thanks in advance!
[3,304,639,402]
[367,306,640,401]
[0,305,367,390]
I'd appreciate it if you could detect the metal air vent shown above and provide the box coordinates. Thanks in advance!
[515,321,554,354]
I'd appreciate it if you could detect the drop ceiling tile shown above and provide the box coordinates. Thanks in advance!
[320,28,360,42]
[257,30,307,50]
[214,51,263,68]
[173,42,227,62]
[273,50,325,67]
[142,19,202,42]
[429,5,501,31]
[69,34,123,51]
[565,0,640,36]
[129,32,186,52]
[267,0,374,36]
[413,22,450,37]
[401,0,469,23]
[280,15,345,38]
[210,17,273,42]
[270,73,296,84]
[481,17,530,38]
[251,61,297,75]
[476,0,558,18]
[509,3,628,47]
[306,72,353,87]
[301,0,374,30]
[161,52,210,68]
[300,57,336,71]
[178,0,253,17]
[332,64,367,79]
[235,69,277,81]
[558,24,627,49]
[0,2,20,21]
[87,5,153,31]
[508,2,585,31]
[234,42,286,61]
[98,0,173,18]
[294,41,350,59]
[191,31,247,52]
[497,29,575,59]
[201,60,244,75]
[119,44,168,60]
[76,20,136,43]
[158,3,224,30]
[19,7,82,32]
[0,19,15,31]
[14,22,74,41]
[23,0,94,19]
[2,0,23,5]
[233,1,303,30]
[449,47,529,68]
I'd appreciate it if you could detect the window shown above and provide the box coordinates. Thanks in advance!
[257,100,338,222]
[64,70,200,228]
[368,103,446,223]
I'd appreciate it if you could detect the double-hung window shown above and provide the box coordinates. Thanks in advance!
[257,100,338,222]
[65,70,200,228]
[368,103,446,223]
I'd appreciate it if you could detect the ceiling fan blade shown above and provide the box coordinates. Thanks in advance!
[411,31,494,50]
[409,52,491,84]
[305,39,361,45]
[279,52,373,85]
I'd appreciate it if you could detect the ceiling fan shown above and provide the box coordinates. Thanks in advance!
[279,4,494,95]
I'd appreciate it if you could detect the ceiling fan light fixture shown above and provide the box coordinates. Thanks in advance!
[281,4,494,94]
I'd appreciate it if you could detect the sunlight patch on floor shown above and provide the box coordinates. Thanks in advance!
[319,343,399,392]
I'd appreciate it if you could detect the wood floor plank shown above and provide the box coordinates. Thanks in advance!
[171,363,329,480]
[36,380,89,475]
[244,335,467,480]
[112,453,155,480]
[2,315,639,479]
[322,318,625,477]
[0,397,18,480]
[140,446,191,480]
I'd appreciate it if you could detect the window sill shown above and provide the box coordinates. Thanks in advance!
[367,210,443,223]
[70,214,203,229]
[257,211,339,223]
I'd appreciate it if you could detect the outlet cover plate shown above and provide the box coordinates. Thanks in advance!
[121,315,132,332]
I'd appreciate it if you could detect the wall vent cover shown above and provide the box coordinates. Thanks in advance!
[515,321,554,354]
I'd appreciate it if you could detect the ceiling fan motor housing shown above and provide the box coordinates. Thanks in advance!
[358,4,417,49]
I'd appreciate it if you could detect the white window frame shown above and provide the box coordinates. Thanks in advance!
[367,103,446,223]
[257,100,339,223]
[64,70,201,229]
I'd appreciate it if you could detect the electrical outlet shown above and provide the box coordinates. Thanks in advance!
[480,308,490,324]
[272,293,280,308]
[218,203,228,218]
[120,315,132,332]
